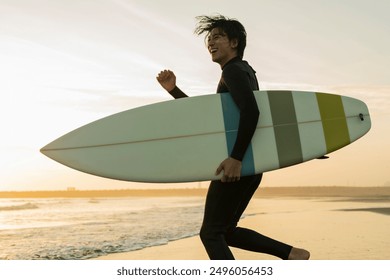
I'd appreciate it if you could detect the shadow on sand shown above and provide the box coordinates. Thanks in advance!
[337,207,390,216]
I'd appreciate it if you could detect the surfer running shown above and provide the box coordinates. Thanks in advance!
[157,15,310,260]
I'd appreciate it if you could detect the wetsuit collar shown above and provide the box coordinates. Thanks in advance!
[222,56,242,70]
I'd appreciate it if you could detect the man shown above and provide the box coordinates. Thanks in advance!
[157,15,309,260]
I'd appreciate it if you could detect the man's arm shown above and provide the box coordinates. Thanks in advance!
[168,86,188,99]
[223,65,259,161]
[156,70,188,99]
[215,64,259,182]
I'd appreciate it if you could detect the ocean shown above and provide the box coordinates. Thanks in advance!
[0,196,205,260]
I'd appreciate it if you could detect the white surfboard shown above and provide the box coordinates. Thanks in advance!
[41,90,371,183]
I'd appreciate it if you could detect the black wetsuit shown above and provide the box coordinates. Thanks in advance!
[169,57,292,259]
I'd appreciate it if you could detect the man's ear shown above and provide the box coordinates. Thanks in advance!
[230,38,238,49]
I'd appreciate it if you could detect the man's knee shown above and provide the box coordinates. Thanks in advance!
[199,226,211,244]
[200,225,222,245]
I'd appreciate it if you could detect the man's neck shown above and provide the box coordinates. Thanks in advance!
[221,56,241,69]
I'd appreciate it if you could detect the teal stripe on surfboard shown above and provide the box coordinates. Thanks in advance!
[220,93,255,176]
[268,91,303,168]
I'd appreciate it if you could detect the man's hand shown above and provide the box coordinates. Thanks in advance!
[156,70,176,92]
[215,157,242,183]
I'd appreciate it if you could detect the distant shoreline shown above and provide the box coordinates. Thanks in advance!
[1,186,390,199]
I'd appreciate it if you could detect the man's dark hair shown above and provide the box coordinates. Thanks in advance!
[194,14,247,59]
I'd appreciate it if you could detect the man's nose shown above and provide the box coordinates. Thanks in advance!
[207,40,214,49]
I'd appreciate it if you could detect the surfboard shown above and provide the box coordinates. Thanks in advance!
[41,90,371,183]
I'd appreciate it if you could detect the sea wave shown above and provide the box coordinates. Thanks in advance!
[0,203,39,211]
[0,197,205,259]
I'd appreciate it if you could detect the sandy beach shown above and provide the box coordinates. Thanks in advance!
[94,187,390,260]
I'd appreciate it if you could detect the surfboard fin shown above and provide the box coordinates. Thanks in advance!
[317,155,329,159]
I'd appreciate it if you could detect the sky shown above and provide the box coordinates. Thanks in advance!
[0,0,389,191]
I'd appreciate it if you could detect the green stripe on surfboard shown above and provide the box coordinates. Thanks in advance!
[268,91,303,168]
[316,93,351,153]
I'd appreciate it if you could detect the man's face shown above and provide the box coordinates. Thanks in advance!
[207,28,238,67]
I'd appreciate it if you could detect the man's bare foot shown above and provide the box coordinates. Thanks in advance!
[288,247,310,260]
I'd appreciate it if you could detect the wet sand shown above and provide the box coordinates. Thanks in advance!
[94,187,390,260]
